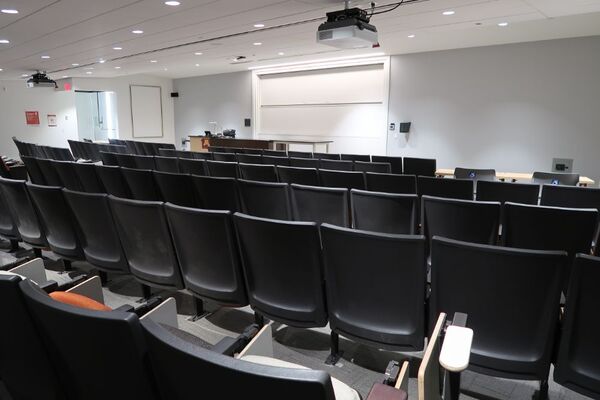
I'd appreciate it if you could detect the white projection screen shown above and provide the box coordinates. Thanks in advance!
[130,85,163,138]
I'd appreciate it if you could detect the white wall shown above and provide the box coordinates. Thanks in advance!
[0,80,78,159]
[73,74,176,146]
[388,36,600,184]
[173,71,253,142]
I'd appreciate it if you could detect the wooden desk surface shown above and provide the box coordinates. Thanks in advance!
[436,168,595,186]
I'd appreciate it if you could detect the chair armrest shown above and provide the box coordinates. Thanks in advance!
[66,276,104,304]
[39,280,58,293]
[213,324,261,356]
[236,324,274,359]
[139,297,178,329]
[439,325,473,372]
[366,383,408,400]
[114,305,135,313]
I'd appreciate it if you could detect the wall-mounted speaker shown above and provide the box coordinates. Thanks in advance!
[399,122,411,133]
[170,92,179,98]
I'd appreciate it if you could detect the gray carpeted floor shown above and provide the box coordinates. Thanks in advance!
[43,263,591,400]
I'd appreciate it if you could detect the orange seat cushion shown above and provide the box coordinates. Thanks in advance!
[49,291,112,312]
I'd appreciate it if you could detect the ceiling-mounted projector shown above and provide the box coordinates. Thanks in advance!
[26,71,57,88]
[317,7,378,49]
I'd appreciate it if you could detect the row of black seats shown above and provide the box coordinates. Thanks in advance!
[67,140,128,161]
[103,150,400,174]
[12,137,75,161]
[108,138,176,156]
[0,179,597,399]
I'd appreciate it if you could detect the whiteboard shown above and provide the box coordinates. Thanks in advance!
[130,85,163,138]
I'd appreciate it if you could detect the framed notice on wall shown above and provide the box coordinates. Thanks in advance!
[47,114,57,127]
[25,111,40,125]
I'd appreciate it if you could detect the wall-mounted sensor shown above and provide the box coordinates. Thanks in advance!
[399,122,411,133]
[389,122,396,131]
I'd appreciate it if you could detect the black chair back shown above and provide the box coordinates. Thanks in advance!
[121,167,162,201]
[165,204,247,306]
[21,156,46,184]
[192,151,212,160]
[0,189,19,242]
[319,159,353,171]
[277,166,320,186]
[502,202,597,286]
[27,183,84,260]
[52,160,84,191]
[178,158,206,176]
[371,156,403,174]
[114,153,138,168]
[71,162,104,193]
[36,158,63,186]
[262,155,290,167]
[132,155,156,170]
[191,175,240,211]
[321,224,426,350]
[314,153,340,160]
[290,184,349,227]
[99,151,119,166]
[430,237,566,381]
[404,157,436,177]
[417,176,474,200]
[206,160,239,178]
[290,157,319,168]
[353,161,391,173]
[365,173,416,194]
[287,150,313,159]
[20,279,160,400]
[158,148,177,157]
[212,152,237,162]
[63,190,129,274]
[351,189,418,234]
[95,165,131,198]
[319,170,365,190]
[476,180,539,205]
[532,171,580,186]
[421,195,501,247]
[262,150,287,157]
[238,179,292,220]
[234,213,328,327]
[109,196,184,290]
[153,171,197,208]
[236,154,263,164]
[341,154,370,162]
[239,163,278,183]
[540,184,600,209]
[554,254,600,398]
[154,156,180,173]
[0,177,46,248]
[0,275,64,400]
[454,167,496,181]
[141,318,336,400]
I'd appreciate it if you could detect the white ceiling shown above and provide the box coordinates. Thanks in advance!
[1,0,600,80]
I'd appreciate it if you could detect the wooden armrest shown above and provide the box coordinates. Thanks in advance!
[367,383,408,400]
[394,361,410,392]
[236,323,273,359]
[439,325,473,372]
[9,258,46,285]
[67,276,104,304]
[140,297,178,329]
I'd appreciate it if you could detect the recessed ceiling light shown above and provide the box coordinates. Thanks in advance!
[0,39,10,44]
[253,42,262,46]
[195,63,200,67]
[407,34,415,38]
[254,23,265,28]
[21,74,29,77]
[163,68,168,71]
[498,22,509,27]
[41,55,50,59]
[150,60,158,63]
[114,66,121,69]
[132,29,144,34]
[164,1,180,5]
[99,59,106,64]
[86,71,92,74]
[278,52,285,56]
[113,46,123,50]
[194,52,203,55]
[84,67,94,70]
[62,75,68,78]
[1,9,18,14]
[72,63,80,66]
[0,68,3,72]
[442,10,455,16]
